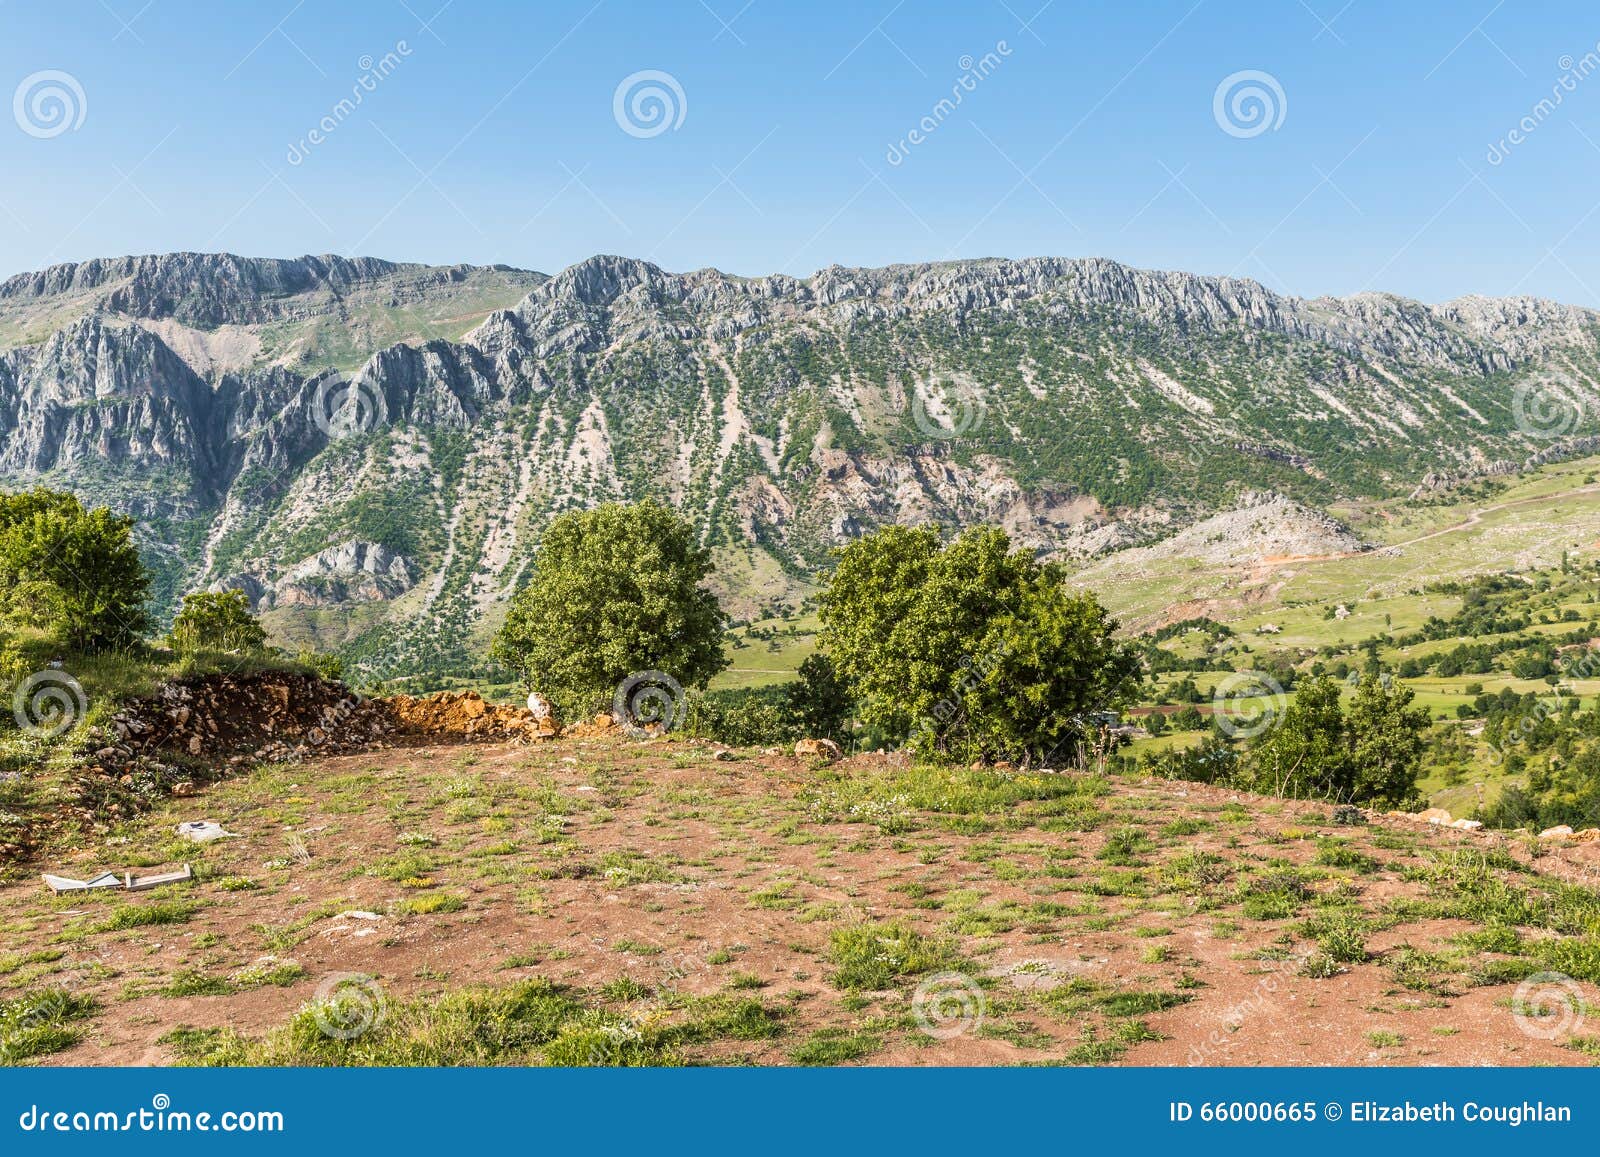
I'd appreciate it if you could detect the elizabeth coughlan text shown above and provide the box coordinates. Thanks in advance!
[1169,1100,1573,1127]
[1348,1101,1571,1126]
[18,1094,284,1135]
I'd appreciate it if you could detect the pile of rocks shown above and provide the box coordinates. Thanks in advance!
[66,671,394,836]
[1531,824,1600,844]
[1386,806,1600,843]
[381,690,558,743]
[1391,806,1485,832]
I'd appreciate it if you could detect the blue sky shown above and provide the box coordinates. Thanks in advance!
[3,0,1600,304]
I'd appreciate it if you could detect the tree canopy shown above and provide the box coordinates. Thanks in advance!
[490,501,727,718]
[0,488,149,651]
[168,589,268,656]
[818,524,1141,764]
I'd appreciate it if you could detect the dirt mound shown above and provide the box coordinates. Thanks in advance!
[1105,491,1372,569]
[381,690,558,743]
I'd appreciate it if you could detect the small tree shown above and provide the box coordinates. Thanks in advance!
[168,589,268,655]
[0,488,149,651]
[490,501,727,718]
[786,654,852,740]
[1245,673,1427,807]
[1345,674,1430,808]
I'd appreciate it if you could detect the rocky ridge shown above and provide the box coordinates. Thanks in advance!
[3,250,1599,675]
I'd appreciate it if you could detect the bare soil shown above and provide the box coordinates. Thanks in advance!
[4,736,1598,1067]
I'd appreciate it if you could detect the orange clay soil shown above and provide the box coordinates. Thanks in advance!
[3,735,1599,1067]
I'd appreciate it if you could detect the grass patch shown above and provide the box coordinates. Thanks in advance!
[827,921,955,990]
[0,989,98,1065]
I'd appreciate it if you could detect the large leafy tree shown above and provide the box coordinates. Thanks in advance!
[1244,676,1348,799]
[0,488,150,651]
[1345,674,1431,807]
[818,524,1140,764]
[490,501,727,717]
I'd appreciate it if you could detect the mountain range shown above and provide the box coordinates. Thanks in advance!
[1,249,1597,678]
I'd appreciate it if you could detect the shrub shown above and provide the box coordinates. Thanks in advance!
[818,525,1139,764]
[168,589,267,655]
[827,921,952,990]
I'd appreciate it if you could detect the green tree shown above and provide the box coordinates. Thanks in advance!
[0,488,149,651]
[1245,674,1428,806]
[168,589,268,655]
[1345,674,1430,808]
[1244,676,1347,799]
[490,501,727,718]
[786,654,852,740]
[818,524,1140,764]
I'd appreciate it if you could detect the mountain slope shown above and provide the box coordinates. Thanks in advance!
[1,250,1597,677]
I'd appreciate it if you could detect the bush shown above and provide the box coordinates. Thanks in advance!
[685,685,798,746]
[1244,675,1428,808]
[168,589,267,655]
[684,656,854,748]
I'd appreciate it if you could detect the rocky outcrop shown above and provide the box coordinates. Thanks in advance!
[1095,491,1372,568]
[213,541,414,610]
